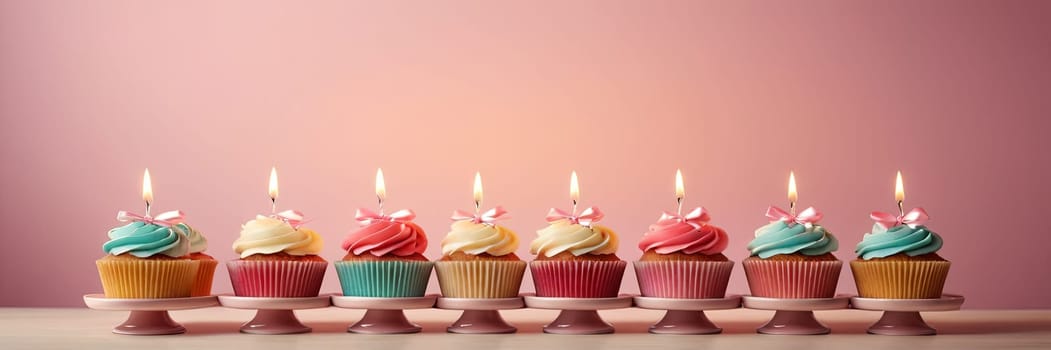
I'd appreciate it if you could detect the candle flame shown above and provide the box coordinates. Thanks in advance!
[675,169,685,200]
[375,168,386,201]
[268,166,279,200]
[570,171,580,204]
[788,171,798,203]
[473,172,483,205]
[895,171,905,203]
[142,168,153,205]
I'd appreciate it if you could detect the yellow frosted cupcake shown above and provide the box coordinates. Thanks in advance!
[228,211,327,297]
[435,206,526,298]
[96,211,200,298]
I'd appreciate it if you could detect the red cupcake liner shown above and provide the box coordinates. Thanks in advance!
[742,259,842,298]
[227,260,328,297]
[633,260,734,299]
[529,260,626,298]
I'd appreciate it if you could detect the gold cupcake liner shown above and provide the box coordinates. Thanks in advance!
[190,259,219,297]
[96,258,200,298]
[434,260,527,298]
[850,259,950,299]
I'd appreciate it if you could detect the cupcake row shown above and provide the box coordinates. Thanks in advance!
[97,169,949,301]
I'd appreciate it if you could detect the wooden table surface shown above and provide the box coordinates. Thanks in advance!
[2,307,1049,350]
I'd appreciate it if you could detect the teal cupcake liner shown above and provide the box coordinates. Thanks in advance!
[335,260,434,297]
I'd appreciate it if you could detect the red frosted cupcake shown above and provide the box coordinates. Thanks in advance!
[228,211,327,297]
[634,207,733,299]
[529,207,625,298]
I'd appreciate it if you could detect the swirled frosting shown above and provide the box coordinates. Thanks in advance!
[174,223,207,254]
[342,220,428,257]
[747,221,838,259]
[441,220,519,256]
[104,221,191,258]
[232,216,323,258]
[855,224,943,260]
[638,221,728,255]
[530,219,618,257]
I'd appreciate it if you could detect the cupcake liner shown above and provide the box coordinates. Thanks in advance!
[226,260,328,297]
[529,260,627,298]
[633,260,734,299]
[190,259,218,297]
[850,260,950,299]
[96,258,200,298]
[434,260,527,298]
[741,259,842,298]
[335,260,433,297]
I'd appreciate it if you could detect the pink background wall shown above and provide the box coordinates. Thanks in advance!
[2,1,1049,308]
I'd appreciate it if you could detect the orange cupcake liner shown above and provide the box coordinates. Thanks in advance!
[850,259,950,299]
[434,260,527,298]
[190,259,218,297]
[96,258,200,298]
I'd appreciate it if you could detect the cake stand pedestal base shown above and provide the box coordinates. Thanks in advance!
[218,295,331,335]
[742,295,851,335]
[331,295,438,334]
[436,297,524,334]
[523,294,633,335]
[633,295,741,334]
[850,294,964,336]
[83,294,219,335]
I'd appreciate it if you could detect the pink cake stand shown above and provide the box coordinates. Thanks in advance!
[522,294,634,334]
[330,295,438,334]
[82,294,219,335]
[850,294,964,336]
[435,296,525,334]
[217,295,331,334]
[741,295,851,335]
[632,295,741,334]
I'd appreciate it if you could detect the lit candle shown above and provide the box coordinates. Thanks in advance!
[375,168,386,215]
[788,171,798,215]
[675,169,685,215]
[570,170,580,214]
[473,172,483,214]
[268,166,279,214]
[142,168,153,216]
[895,170,905,216]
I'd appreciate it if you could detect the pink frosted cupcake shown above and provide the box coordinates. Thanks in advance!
[634,207,733,299]
[228,211,327,297]
[742,206,841,298]
[529,207,626,298]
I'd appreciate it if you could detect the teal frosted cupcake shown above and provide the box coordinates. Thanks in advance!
[335,209,432,297]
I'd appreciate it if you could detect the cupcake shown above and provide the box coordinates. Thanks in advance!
[742,206,841,298]
[336,209,433,297]
[228,211,326,297]
[435,206,526,298]
[634,207,733,299]
[529,207,626,298]
[176,223,217,297]
[851,208,949,299]
[97,210,200,298]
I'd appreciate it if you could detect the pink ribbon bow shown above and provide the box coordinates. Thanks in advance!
[270,209,306,228]
[546,206,604,226]
[765,206,823,227]
[656,207,711,229]
[871,207,929,229]
[116,210,185,227]
[451,206,509,224]
[355,208,416,225]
